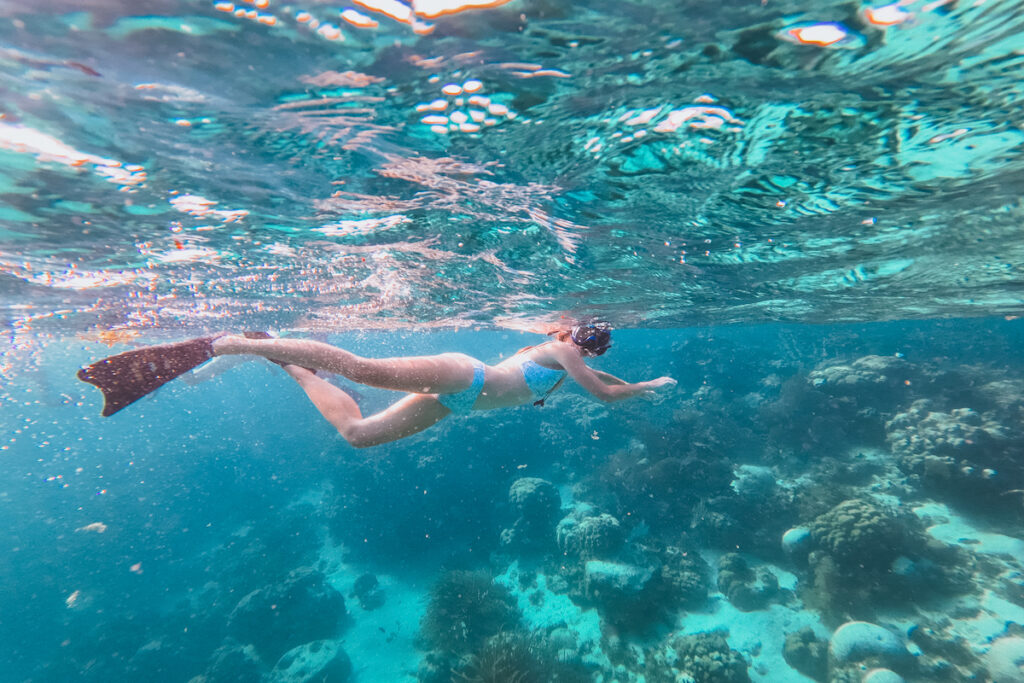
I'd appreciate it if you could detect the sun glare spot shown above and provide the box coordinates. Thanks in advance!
[863,3,913,26]
[0,122,145,190]
[170,194,249,223]
[411,0,512,18]
[778,22,862,48]
[342,9,379,28]
[353,0,414,24]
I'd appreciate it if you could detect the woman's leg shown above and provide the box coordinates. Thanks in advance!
[213,336,476,394]
[282,366,451,448]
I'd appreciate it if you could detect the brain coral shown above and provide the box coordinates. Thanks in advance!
[717,553,779,612]
[502,477,562,549]
[556,508,624,560]
[646,632,751,683]
[508,477,561,523]
[983,636,1024,683]
[829,621,908,664]
[808,355,915,395]
[885,399,1020,500]
[809,499,908,570]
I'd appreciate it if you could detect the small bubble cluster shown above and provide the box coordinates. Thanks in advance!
[582,95,743,157]
[215,0,445,42]
[414,80,516,135]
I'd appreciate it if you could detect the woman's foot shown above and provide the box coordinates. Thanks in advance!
[239,331,318,373]
[211,331,315,374]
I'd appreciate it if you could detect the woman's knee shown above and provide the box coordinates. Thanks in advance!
[336,421,380,449]
[331,417,385,448]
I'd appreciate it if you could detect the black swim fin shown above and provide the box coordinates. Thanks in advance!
[77,336,219,417]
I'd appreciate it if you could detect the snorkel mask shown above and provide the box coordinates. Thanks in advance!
[570,321,612,356]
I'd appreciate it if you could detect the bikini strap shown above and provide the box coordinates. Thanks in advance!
[532,373,565,407]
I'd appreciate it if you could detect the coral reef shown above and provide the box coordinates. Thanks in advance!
[808,355,917,399]
[500,477,562,551]
[271,640,351,683]
[782,527,811,554]
[683,463,808,557]
[652,544,711,610]
[554,533,710,634]
[886,400,1021,505]
[226,567,346,662]
[906,619,984,679]
[416,650,457,683]
[450,630,590,683]
[645,631,751,683]
[420,570,519,656]
[828,621,908,665]
[808,499,907,570]
[863,669,906,683]
[716,553,780,611]
[983,635,1024,683]
[800,498,971,616]
[828,621,912,682]
[761,354,934,453]
[731,464,777,498]
[191,641,264,683]
[494,562,612,671]
[578,442,736,534]
[350,573,385,611]
[556,505,625,560]
[782,627,827,682]
[584,560,653,596]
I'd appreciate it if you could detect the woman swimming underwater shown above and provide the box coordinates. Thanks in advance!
[77,322,677,448]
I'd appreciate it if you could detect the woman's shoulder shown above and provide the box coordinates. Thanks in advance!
[509,340,558,362]
[526,340,577,365]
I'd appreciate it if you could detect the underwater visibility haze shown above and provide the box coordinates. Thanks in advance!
[2,0,1024,681]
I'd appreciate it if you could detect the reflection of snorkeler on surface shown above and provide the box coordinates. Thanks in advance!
[77,321,677,448]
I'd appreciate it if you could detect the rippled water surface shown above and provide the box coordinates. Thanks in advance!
[3,0,1023,339]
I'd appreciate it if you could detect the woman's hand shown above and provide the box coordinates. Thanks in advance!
[642,376,677,400]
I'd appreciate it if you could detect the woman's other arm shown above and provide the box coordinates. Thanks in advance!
[550,346,676,402]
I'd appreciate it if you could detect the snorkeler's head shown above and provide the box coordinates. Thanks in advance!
[570,321,612,356]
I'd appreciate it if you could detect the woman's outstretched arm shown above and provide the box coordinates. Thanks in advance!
[592,369,628,386]
[549,345,676,402]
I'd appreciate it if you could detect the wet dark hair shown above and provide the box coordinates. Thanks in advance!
[570,321,612,356]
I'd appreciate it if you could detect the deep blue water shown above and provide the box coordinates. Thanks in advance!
[5,321,1024,681]
[3,0,1024,682]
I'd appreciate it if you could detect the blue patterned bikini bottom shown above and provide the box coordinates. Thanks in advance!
[436,360,486,414]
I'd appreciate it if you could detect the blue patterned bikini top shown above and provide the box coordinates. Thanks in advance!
[519,359,567,400]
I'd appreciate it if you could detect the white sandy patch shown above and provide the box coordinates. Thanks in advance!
[317,537,425,681]
[496,561,611,670]
[679,550,828,683]
[915,501,1024,557]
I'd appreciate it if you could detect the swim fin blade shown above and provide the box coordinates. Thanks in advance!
[77,336,218,417]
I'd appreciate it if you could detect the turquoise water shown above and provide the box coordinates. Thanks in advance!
[3,1,1024,682]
